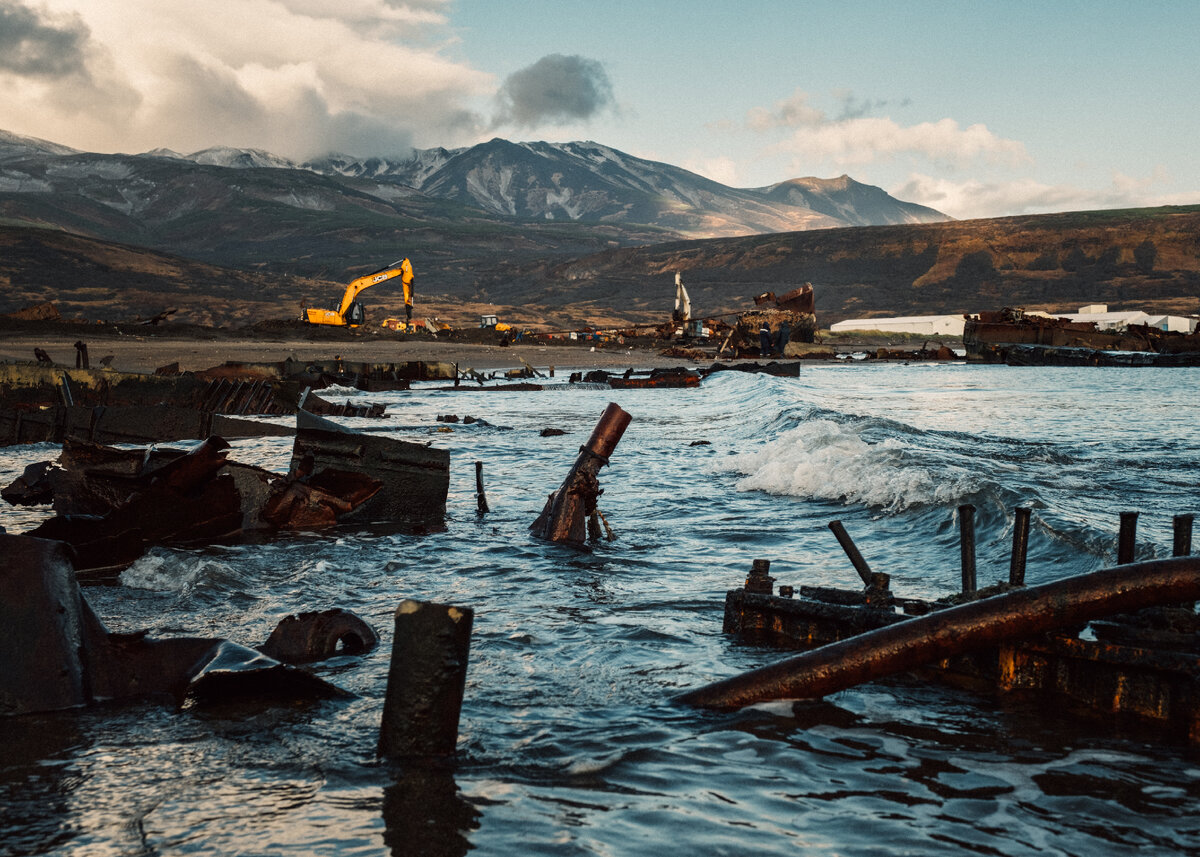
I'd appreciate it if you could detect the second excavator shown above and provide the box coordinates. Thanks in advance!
[304,259,414,328]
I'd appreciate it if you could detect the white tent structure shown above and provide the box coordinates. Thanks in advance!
[829,315,965,336]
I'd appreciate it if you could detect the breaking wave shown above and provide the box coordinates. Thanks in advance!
[721,416,985,513]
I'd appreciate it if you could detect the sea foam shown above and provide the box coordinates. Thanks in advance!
[722,418,974,512]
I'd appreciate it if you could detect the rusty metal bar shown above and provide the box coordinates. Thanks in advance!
[475,460,489,514]
[378,600,473,759]
[1009,506,1031,586]
[676,556,1200,711]
[529,402,631,546]
[959,504,977,595]
[1118,511,1139,564]
[827,520,873,586]
[1174,514,1194,557]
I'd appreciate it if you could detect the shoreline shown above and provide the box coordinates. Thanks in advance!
[0,332,708,375]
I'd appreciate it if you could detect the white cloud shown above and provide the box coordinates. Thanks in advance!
[682,155,740,187]
[893,169,1198,221]
[0,0,493,158]
[747,87,1029,173]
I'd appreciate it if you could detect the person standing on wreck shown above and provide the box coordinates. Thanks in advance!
[759,321,772,357]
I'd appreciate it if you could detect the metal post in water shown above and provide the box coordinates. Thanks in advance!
[959,504,977,596]
[1118,511,1139,564]
[378,600,474,760]
[827,520,874,586]
[474,461,489,514]
[530,402,631,547]
[744,558,774,594]
[1173,514,1193,557]
[1009,506,1031,587]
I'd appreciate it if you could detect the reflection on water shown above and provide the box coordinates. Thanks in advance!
[382,766,480,857]
[2,364,1200,856]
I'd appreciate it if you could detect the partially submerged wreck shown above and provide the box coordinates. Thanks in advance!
[3,409,451,579]
[964,308,1200,365]
[682,512,1200,741]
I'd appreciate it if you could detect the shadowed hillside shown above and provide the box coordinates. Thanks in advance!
[3,206,1198,330]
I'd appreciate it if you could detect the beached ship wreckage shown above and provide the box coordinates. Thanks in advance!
[964,308,1200,365]
[0,357,459,447]
[681,508,1200,741]
[722,285,819,358]
[3,409,450,580]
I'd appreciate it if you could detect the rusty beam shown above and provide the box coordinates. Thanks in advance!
[529,402,631,547]
[677,557,1200,710]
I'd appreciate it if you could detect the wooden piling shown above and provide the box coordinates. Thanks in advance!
[1009,506,1031,586]
[959,504,977,595]
[475,461,489,514]
[378,600,474,760]
[1118,511,1139,564]
[1174,514,1194,557]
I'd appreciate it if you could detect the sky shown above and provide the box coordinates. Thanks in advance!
[1,0,1198,220]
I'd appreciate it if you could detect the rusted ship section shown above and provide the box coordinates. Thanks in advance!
[3,411,451,578]
[1,533,363,716]
[687,511,1200,741]
[723,285,818,357]
[964,308,1200,365]
[0,357,438,446]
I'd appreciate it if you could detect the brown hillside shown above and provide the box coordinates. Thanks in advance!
[530,205,1200,326]
[2,206,1198,331]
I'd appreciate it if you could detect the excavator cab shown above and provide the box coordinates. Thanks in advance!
[344,301,365,326]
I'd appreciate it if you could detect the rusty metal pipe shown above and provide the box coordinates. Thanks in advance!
[584,401,633,461]
[1009,506,1031,586]
[959,504,976,595]
[1118,511,1138,564]
[827,520,873,586]
[676,556,1200,710]
[530,403,631,546]
[1174,514,1193,557]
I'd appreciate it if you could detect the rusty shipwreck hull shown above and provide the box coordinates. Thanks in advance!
[0,361,388,446]
[679,557,1200,738]
[963,309,1200,364]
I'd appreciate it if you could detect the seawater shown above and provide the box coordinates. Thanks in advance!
[2,362,1198,856]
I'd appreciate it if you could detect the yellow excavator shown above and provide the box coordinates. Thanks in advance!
[304,258,414,327]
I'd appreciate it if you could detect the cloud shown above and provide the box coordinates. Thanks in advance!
[492,54,613,128]
[747,87,1028,171]
[0,0,88,77]
[893,169,1196,221]
[0,0,492,159]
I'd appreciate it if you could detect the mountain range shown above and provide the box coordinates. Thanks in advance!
[1,128,1197,331]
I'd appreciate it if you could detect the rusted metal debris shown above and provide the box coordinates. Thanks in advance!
[0,360,392,447]
[530,402,631,547]
[259,608,380,664]
[685,513,1200,739]
[9,435,384,579]
[0,533,352,716]
[682,556,1200,728]
[291,409,449,525]
[965,307,1200,365]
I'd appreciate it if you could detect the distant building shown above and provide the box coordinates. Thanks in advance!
[830,314,966,336]
[1029,304,1197,334]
